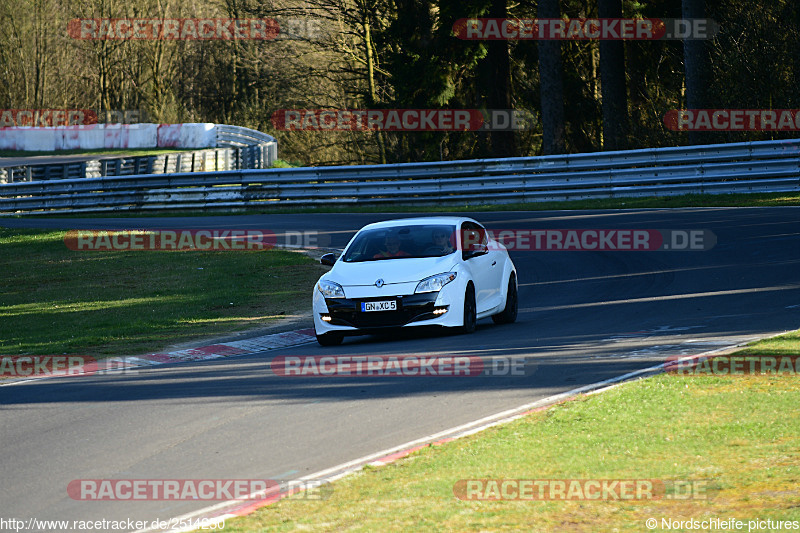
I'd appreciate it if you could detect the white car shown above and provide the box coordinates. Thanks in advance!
[312,216,518,345]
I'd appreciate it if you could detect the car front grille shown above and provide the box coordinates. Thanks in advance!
[325,293,440,328]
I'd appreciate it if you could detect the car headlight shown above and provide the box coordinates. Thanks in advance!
[318,280,345,298]
[415,272,457,293]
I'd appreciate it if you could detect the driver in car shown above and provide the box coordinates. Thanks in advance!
[373,234,410,258]
[429,229,455,254]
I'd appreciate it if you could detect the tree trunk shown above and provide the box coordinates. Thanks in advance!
[485,0,514,157]
[599,0,628,151]
[538,0,566,154]
[683,0,708,145]
[363,18,387,164]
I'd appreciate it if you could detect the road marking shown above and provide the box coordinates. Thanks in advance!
[520,283,800,313]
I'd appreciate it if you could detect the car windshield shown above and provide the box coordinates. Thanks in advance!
[342,224,457,262]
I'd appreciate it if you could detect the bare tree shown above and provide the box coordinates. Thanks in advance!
[683,0,708,145]
[598,0,627,150]
[538,0,566,154]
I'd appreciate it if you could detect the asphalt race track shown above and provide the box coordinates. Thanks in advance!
[1,208,799,531]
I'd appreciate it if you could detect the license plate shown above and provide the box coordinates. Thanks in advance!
[361,300,397,312]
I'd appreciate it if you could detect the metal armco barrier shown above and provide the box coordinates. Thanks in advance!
[0,150,237,184]
[215,124,278,169]
[1,139,798,215]
[0,125,277,184]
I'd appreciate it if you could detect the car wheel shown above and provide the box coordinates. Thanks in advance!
[316,332,344,346]
[492,273,518,325]
[461,283,477,333]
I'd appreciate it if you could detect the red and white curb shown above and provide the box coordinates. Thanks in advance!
[134,342,745,533]
[138,328,317,365]
[0,328,317,386]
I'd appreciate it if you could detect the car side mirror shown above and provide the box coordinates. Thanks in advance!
[320,253,337,266]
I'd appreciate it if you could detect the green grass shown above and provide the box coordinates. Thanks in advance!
[220,329,800,531]
[734,330,800,356]
[270,159,305,168]
[0,228,325,357]
[7,192,799,219]
[224,373,800,532]
[0,148,188,158]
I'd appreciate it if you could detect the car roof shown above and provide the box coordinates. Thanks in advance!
[358,216,478,231]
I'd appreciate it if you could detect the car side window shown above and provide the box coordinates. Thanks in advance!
[476,223,488,246]
[461,222,487,259]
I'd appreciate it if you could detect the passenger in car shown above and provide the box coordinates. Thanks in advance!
[373,234,411,258]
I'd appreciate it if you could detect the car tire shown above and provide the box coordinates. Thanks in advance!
[316,332,344,346]
[492,274,518,325]
[461,284,477,334]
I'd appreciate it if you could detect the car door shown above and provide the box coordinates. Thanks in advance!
[471,222,505,311]
[483,226,507,310]
[460,222,495,313]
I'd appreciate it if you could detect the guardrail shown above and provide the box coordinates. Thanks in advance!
[0,149,239,184]
[215,125,278,169]
[1,139,798,215]
[0,125,277,184]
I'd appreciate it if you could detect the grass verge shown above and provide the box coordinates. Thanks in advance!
[0,228,324,357]
[222,332,800,532]
[734,330,800,356]
[224,372,800,532]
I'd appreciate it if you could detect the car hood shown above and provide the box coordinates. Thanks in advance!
[327,255,458,287]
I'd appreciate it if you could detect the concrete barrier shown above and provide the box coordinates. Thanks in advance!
[0,124,277,184]
[0,123,213,151]
[0,127,58,151]
[157,123,216,149]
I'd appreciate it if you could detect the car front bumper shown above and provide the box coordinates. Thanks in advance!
[313,282,464,335]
